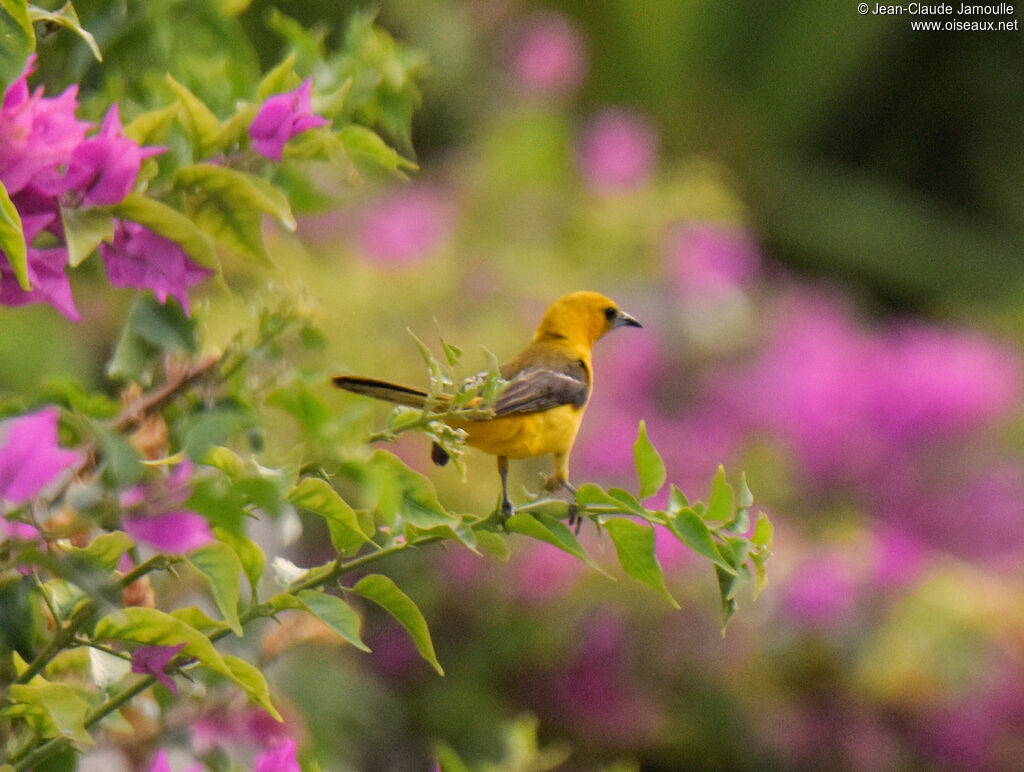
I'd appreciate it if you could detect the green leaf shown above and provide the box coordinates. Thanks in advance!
[633,420,666,500]
[94,607,236,680]
[602,518,679,608]
[288,477,371,555]
[266,381,331,436]
[28,2,102,61]
[474,529,510,562]
[667,484,689,514]
[725,473,754,533]
[258,52,298,99]
[0,178,28,290]
[221,654,282,720]
[124,102,181,146]
[751,511,774,550]
[61,206,114,267]
[169,606,227,636]
[166,74,224,159]
[354,574,442,675]
[506,512,610,578]
[295,589,370,651]
[106,294,198,385]
[606,488,655,519]
[704,465,735,523]
[369,450,460,532]
[0,0,34,92]
[188,542,244,635]
[716,537,752,632]
[175,163,296,231]
[668,510,736,575]
[434,741,471,772]
[213,526,265,596]
[65,531,134,571]
[109,192,219,270]
[575,482,623,509]
[92,423,143,487]
[7,683,92,748]
[337,124,416,177]
[173,164,295,263]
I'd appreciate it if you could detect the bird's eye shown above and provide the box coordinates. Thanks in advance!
[603,307,617,321]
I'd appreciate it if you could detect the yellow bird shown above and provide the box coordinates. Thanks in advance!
[333,291,642,522]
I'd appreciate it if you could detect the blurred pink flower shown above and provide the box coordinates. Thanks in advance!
[192,705,296,754]
[147,750,201,772]
[713,294,1023,485]
[132,643,186,694]
[871,526,926,588]
[100,220,213,315]
[515,543,584,604]
[355,186,455,266]
[255,739,300,772]
[0,407,80,505]
[876,462,1024,559]
[922,661,1024,769]
[122,462,213,553]
[509,13,587,96]
[578,109,657,192]
[780,553,859,629]
[250,78,329,162]
[542,613,662,743]
[663,222,762,296]
[0,55,90,196]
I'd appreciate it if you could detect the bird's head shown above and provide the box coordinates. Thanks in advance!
[534,291,642,347]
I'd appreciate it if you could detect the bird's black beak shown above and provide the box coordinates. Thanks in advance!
[614,310,642,329]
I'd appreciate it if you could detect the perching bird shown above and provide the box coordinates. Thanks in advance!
[333,291,642,523]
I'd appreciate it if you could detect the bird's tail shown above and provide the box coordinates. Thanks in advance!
[333,375,453,467]
[332,375,432,407]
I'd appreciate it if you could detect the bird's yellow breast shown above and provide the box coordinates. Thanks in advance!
[451,404,585,459]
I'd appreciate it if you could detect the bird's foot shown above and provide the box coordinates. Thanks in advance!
[499,498,514,531]
[543,476,582,533]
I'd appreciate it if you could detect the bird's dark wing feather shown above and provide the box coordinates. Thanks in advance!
[492,366,589,416]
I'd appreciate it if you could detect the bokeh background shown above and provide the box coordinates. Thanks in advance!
[9,1,1024,769]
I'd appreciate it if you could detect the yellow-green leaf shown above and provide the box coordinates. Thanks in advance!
[354,574,442,675]
[0,178,28,289]
[603,518,679,608]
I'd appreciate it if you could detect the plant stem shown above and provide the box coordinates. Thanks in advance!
[9,555,177,688]
[6,533,442,769]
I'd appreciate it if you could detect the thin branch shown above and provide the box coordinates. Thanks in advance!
[110,354,221,432]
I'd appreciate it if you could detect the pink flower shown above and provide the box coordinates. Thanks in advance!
[663,222,762,296]
[355,186,455,266]
[147,750,202,772]
[578,109,657,192]
[0,55,90,196]
[121,462,213,553]
[250,78,329,162]
[255,739,300,772]
[0,408,80,505]
[509,13,587,96]
[0,244,78,320]
[100,221,213,315]
[132,643,187,694]
[0,210,78,320]
[34,104,163,206]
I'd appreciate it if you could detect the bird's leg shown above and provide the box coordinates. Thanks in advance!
[497,455,513,526]
[548,453,581,533]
